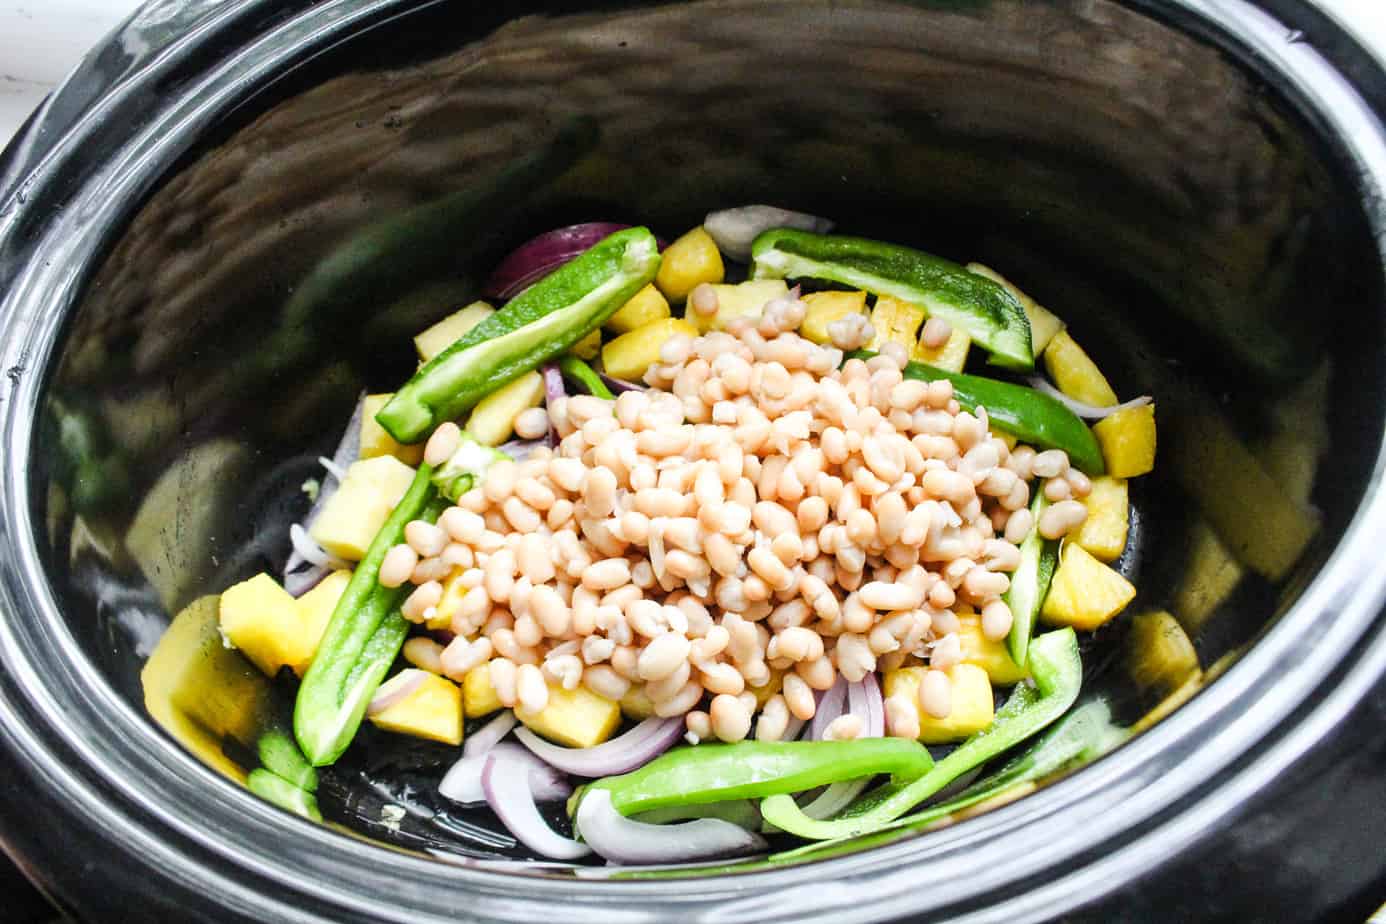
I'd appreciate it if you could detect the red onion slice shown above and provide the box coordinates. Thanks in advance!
[513,718,682,777]
[784,716,807,742]
[847,674,885,738]
[498,438,545,462]
[441,742,572,805]
[800,778,872,820]
[542,363,566,403]
[485,222,633,301]
[367,669,426,717]
[808,676,848,741]
[1026,376,1153,420]
[481,753,591,859]
[598,373,644,395]
[284,394,364,592]
[632,799,762,831]
[284,563,331,598]
[575,789,766,865]
[703,205,835,262]
[464,710,517,758]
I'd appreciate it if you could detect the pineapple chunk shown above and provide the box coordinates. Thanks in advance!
[620,684,656,720]
[414,300,494,361]
[517,683,621,749]
[749,668,786,709]
[690,280,790,332]
[800,290,868,344]
[602,317,699,381]
[295,570,351,673]
[463,663,503,717]
[1093,403,1156,478]
[1072,477,1129,561]
[220,573,315,677]
[966,263,1065,354]
[607,283,671,334]
[465,370,544,447]
[1126,610,1200,694]
[571,328,603,361]
[956,611,1029,685]
[308,456,417,561]
[361,394,424,465]
[430,568,470,632]
[1171,520,1244,634]
[912,325,972,373]
[1043,330,1119,407]
[884,664,995,744]
[368,670,464,746]
[655,227,724,303]
[1041,543,1136,631]
[867,294,926,352]
[143,595,267,781]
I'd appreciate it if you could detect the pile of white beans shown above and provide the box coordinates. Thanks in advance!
[380,291,1091,744]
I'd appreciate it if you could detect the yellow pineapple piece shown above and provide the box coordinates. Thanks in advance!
[1092,403,1157,478]
[463,663,503,717]
[966,262,1065,354]
[1043,330,1119,407]
[867,294,926,352]
[799,290,867,344]
[619,684,656,720]
[655,227,724,303]
[219,573,317,678]
[749,668,786,708]
[607,283,671,334]
[690,280,789,332]
[1041,543,1137,631]
[1072,477,1129,561]
[308,456,417,561]
[368,670,464,745]
[601,317,699,381]
[570,328,602,360]
[414,300,494,361]
[430,568,471,632]
[956,611,1029,685]
[295,570,351,673]
[517,683,622,749]
[912,325,972,373]
[1126,610,1200,694]
[884,664,995,744]
[464,370,544,446]
[360,394,424,466]
[1171,520,1244,634]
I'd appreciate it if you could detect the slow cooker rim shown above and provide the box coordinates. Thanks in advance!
[1,0,1384,921]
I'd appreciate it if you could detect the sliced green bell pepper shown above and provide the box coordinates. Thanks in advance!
[1003,490,1059,666]
[248,768,322,822]
[257,726,318,793]
[558,355,614,399]
[378,227,661,443]
[847,351,1105,474]
[751,229,1033,370]
[431,430,507,502]
[577,739,933,818]
[294,465,445,766]
[760,628,1082,840]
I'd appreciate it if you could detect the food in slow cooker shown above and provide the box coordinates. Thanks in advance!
[150,207,1177,866]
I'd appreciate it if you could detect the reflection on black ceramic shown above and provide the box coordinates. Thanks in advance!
[2,1,1385,922]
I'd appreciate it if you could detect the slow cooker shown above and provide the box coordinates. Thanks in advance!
[1,0,1385,920]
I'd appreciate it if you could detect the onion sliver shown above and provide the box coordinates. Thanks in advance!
[485,222,633,301]
[809,676,848,741]
[598,373,644,395]
[800,778,873,820]
[441,742,571,805]
[464,710,518,758]
[514,718,682,777]
[1026,376,1153,420]
[847,675,885,738]
[284,562,330,598]
[542,363,566,404]
[576,789,766,865]
[481,753,591,860]
[703,205,834,262]
[367,669,425,717]
[283,394,363,586]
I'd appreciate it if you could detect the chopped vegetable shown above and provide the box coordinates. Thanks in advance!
[248,768,322,821]
[307,456,418,561]
[1041,543,1137,631]
[1042,330,1120,406]
[219,573,317,678]
[752,229,1033,369]
[296,570,351,659]
[360,393,424,465]
[577,788,763,864]
[702,205,833,262]
[912,324,971,373]
[1092,403,1157,478]
[601,317,699,382]
[558,355,615,399]
[956,611,1029,685]
[1003,491,1058,666]
[516,683,622,749]
[884,664,995,743]
[465,370,545,446]
[607,283,671,334]
[431,430,506,502]
[1071,476,1129,561]
[379,227,660,444]
[966,262,1066,354]
[368,669,464,745]
[654,227,724,303]
[688,279,789,332]
[256,726,319,793]
[414,301,494,362]
[866,294,926,352]
[799,290,867,344]
[463,663,504,717]
[1126,610,1200,695]
[484,222,635,301]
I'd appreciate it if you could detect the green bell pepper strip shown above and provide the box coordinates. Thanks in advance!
[256,726,318,793]
[247,768,322,822]
[759,628,1082,840]
[294,466,444,766]
[558,355,615,399]
[431,430,507,502]
[750,229,1033,370]
[576,739,934,817]
[378,227,661,443]
[847,351,1105,474]
[1003,490,1059,666]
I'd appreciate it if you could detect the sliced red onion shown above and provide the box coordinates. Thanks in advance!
[800,778,872,820]
[284,563,331,598]
[498,438,545,462]
[847,674,885,738]
[367,669,425,717]
[485,223,634,301]
[514,718,682,778]
[703,205,834,262]
[632,799,762,831]
[441,742,572,805]
[481,753,591,859]
[1026,376,1153,420]
[288,523,348,570]
[784,716,807,742]
[598,373,645,395]
[464,710,517,758]
[576,789,765,865]
[283,394,363,590]
[808,676,848,741]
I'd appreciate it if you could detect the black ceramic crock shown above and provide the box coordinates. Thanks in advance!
[2,1,1386,921]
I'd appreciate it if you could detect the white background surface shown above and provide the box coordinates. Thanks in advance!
[2,0,1386,146]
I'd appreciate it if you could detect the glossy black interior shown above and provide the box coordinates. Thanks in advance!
[7,0,1386,919]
